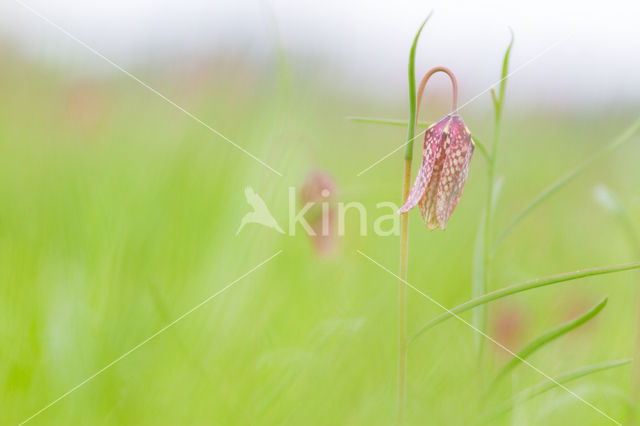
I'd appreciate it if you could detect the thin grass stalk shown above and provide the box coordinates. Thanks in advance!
[398,157,410,425]
[396,14,431,424]
[476,30,514,359]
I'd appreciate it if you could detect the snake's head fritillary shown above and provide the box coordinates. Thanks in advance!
[398,114,474,230]
[300,170,339,257]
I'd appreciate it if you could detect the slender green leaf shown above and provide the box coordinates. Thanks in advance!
[492,297,608,386]
[405,12,433,160]
[492,117,640,256]
[496,28,514,110]
[490,88,498,110]
[344,116,490,162]
[484,359,631,422]
[345,116,432,128]
[409,262,640,344]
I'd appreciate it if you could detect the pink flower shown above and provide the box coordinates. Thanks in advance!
[491,303,529,360]
[300,171,339,257]
[398,114,474,230]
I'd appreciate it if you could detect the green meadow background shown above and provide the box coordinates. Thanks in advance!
[1,48,640,425]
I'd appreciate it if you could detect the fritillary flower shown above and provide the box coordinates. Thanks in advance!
[398,67,474,230]
[300,170,339,257]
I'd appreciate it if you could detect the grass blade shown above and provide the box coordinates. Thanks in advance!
[476,29,514,362]
[405,12,433,160]
[491,297,608,386]
[492,117,640,256]
[496,27,514,111]
[345,116,432,128]
[344,116,490,162]
[484,359,631,422]
[409,262,640,344]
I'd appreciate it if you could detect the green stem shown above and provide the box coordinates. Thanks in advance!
[478,114,497,357]
[398,158,410,425]
[476,30,513,360]
[410,261,640,343]
[397,13,432,425]
[478,97,500,345]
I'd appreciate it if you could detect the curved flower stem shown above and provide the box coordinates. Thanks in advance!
[416,66,458,113]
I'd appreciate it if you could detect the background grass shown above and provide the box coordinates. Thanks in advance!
[1,50,640,425]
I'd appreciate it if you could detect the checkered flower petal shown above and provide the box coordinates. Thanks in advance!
[398,115,451,214]
[399,114,474,230]
[434,115,474,228]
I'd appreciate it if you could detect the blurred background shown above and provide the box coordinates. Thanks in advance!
[1,0,640,424]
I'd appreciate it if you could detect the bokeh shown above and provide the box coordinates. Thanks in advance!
[2,1,640,425]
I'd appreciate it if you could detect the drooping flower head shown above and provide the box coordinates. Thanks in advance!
[398,67,474,230]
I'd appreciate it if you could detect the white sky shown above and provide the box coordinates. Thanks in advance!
[1,0,639,106]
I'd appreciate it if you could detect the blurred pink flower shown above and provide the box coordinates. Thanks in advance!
[300,171,338,257]
[60,80,109,132]
[398,114,474,230]
[491,304,528,360]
